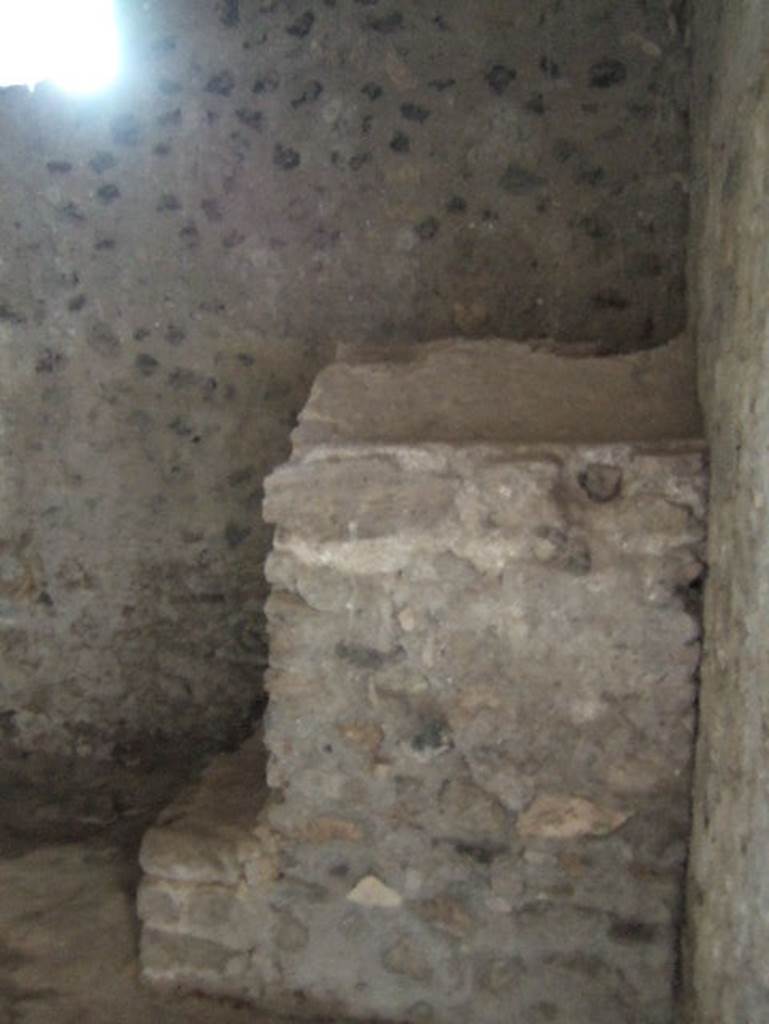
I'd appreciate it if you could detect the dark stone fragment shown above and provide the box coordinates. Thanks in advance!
[59,202,86,222]
[133,327,151,341]
[390,131,410,153]
[608,919,657,944]
[89,151,116,173]
[165,324,186,345]
[540,55,561,79]
[336,642,404,669]
[428,77,455,91]
[286,11,315,37]
[499,163,545,194]
[253,71,280,94]
[578,464,623,503]
[400,103,430,123]
[433,13,448,29]
[235,108,263,129]
[110,114,142,146]
[153,143,172,156]
[412,719,451,752]
[225,522,252,548]
[349,152,371,170]
[219,0,240,26]
[237,352,255,366]
[368,11,403,32]
[179,222,200,246]
[169,416,194,437]
[525,92,545,115]
[361,81,383,100]
[87,322,120,356]
[414,216,439,241]
[565,538,592,575]
[35,348,64,373]
[97,183,121,203]
[589,59,627,89]
[579,214,608,240]
[67,294,87,312]
[158,78,182,95]
[135,353,160,376]
[157,193,182,212]
[575,165,606,187]
[227,466,255,487]
[222,230,246,249]
[446,195,467,213]
[273,143,301,170]
[201,198,223,222]
[592,290,628,310]
[676,570,706,617]
[453,842,502,865]
[46,160,72,173]
[205,71,236,96]
[553,138,578,163]
[0,302,26,324]
[485,64,516,95]
[37,591,54,606]
[291,80,324,108]
[233,613,268,656]
[361,113,373,134]
[94,238,116,251]
[157,108,182,126]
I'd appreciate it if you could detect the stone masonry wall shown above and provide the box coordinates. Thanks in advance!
[0,0,691,762]
[684,1,769,1020]
[139,342,706,1023]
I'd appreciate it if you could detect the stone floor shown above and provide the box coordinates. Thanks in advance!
[0,759,367,1024]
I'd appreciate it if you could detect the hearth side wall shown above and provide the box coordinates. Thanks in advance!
[0,0,690,762]
[685,1,769,1020]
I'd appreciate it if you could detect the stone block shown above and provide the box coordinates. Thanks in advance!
[140,340,706,1024]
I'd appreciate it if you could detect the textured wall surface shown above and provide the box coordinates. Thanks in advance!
[0,0,690,762]
[139,342,706,1023]
[685,1,769,1021]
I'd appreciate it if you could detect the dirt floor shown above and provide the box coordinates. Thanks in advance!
[0,756,359,1024]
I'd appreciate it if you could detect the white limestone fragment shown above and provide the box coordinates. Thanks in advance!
[346,875,403,908]
[518,794,630,839]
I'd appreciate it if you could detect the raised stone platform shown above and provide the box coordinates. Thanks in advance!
[139,338,706,1024]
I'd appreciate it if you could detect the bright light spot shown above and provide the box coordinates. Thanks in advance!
[0,0,120,95]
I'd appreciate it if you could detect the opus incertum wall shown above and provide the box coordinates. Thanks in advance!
[139,338,705,1023]
[0,0,690,766]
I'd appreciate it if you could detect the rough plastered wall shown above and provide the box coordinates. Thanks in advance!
[685,0,769,1020]
[0,0,690,764]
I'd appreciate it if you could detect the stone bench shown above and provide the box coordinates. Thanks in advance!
[139,337,705,1024]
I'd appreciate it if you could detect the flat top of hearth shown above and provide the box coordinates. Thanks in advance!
[292,336,702,447]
